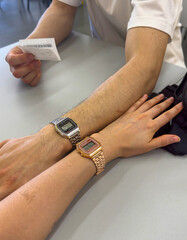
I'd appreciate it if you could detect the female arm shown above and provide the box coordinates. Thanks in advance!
[0,94,183,240]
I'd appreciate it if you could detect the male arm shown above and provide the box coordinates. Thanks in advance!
[6,0,77,86]
[27,0,76,44]
[0,26,169,200]
[0,96,182,240]
[64,27,169,136]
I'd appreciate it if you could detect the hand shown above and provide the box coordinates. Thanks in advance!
[95,94,183,163]
[0,125,71,200]
[5,46,41,86]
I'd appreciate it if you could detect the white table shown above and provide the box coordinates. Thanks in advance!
[0,32,187,240]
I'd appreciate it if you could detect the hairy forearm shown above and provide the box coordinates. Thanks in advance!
[27,0,77,45]
[65,57,158,137]
[0,150,96,240]
[64,28,169,137]
[31,27,168,171]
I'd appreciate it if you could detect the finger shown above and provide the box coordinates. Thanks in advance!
[29,72,41,86]
[22,70,38,84]
[10,60,41,79]
[137,94,164,113]
[148,134,181,151]
[126,94,148,113]
[6,47,35,66]
[154,102,183,130]
[146,97,174,119]
[0,139,10,149]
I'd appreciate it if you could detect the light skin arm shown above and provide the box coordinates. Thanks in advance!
[0,27,170,199]
[27,0,77,44]
[5,0,77,86]
[0,150,96,240]
[0,96,183,240]
[64,27,169,136]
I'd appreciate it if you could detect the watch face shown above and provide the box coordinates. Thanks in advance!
[57,118,77,134]
[83,141,95,151]
[79,137,100,154]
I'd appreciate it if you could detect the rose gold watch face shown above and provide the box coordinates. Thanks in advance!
[79,137,100,154]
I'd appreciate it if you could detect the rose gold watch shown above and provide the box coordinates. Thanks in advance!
[76,136,105,175]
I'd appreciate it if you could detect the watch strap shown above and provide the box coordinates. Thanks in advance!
[69,131,81,146]
[50,117,65,125]
[76,137,105,175]
[92,150,105,175]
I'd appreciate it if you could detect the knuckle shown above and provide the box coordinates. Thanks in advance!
[30,74,41,87]
[12,70,21,78]
[155,104,163,112]
[7,55,14,65]
[10,66,15,73]
[27,63,35,72]
[164,111,172,119]
[30,61,39,70]
[147,121,155,129]
[134,113,146,121]
[22,77,32,84]
[145,101,154,108]
[137,112,144,119]
[37,72,41,80]
[30,80,38,87]
[0,168,8,178]
[5,54,9,63]
[134,101,141,107]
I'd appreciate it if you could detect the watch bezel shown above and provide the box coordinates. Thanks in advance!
[77,137,101,157]
[56,118,78,135]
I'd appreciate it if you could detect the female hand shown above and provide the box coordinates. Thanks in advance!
[94,94,183,163]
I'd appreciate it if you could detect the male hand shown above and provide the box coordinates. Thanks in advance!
[96,94,183,162]
[6,46,41,86]
[0,126,71,200]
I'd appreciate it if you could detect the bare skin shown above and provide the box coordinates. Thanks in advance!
[0,95,183,240]
[2,1,171,200]
[5,1,76,86]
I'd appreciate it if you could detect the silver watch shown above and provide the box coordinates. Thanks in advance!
[50,117,80,146]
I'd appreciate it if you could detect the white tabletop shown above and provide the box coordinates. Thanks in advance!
[0,32,187,240]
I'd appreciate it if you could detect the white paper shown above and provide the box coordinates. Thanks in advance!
[19,38,61,61]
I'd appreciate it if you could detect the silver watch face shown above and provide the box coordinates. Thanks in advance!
[57,118,78,135]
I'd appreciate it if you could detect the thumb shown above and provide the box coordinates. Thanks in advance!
[11,46,25,55]
[6,47,34,66]
[148,134,181,150]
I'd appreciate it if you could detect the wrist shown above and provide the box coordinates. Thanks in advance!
[90,133,118,164]
[37,124,73,160]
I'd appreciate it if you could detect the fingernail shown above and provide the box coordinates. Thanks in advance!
[168,97,174,101]
[159,94,164,98]
[142,94,148,99]
[178,102,183,107]
[172,136,181,143]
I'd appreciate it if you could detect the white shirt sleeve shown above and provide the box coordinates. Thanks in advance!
[57,0,81,7]
[127,0,183,40]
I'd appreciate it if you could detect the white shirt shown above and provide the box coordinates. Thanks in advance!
[58,0,185,67]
